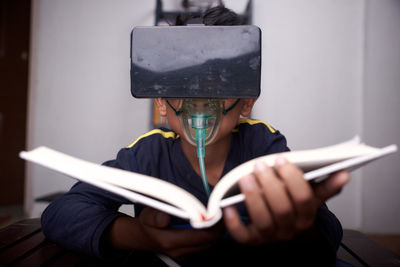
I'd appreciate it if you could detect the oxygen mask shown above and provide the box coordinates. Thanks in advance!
[180,99,222,147]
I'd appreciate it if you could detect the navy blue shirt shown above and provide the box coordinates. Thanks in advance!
[41,119,343,265]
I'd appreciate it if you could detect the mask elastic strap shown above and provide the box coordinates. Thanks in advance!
[165,100,182,116]
[222,99,240,115]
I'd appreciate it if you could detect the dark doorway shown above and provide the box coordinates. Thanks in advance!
[0,0,31,205]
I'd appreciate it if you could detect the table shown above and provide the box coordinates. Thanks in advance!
[0,219,110,266]
[1,218,399,266]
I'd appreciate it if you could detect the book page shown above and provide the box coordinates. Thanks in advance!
[20,147,208,227]
[217,144,397,210]
[206,139,397,219]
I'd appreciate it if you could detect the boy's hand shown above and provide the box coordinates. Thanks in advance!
[223,158,350,245]
[135,208,223,259]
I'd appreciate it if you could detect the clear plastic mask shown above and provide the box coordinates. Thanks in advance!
[178,99,223,147]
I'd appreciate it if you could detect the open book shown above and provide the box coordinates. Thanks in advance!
[20,136,397,229]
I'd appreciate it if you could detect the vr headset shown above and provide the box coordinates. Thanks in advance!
[130,25,261,99]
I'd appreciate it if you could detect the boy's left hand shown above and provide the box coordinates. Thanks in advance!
[223,157,350,245]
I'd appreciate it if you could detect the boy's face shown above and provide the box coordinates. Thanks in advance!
[155,98,256,146]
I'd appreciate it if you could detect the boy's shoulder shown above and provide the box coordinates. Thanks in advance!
[233,118,288,156]
[234,118,277,134]
[108,128,181,175]
[125,127,180,149]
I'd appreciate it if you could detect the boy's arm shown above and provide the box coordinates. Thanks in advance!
[106,207,224,260]
[40,148,138,258]
[41,181,223,260]
[41,181,129,258]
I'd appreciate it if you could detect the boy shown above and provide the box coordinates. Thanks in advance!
[41,6,350,266]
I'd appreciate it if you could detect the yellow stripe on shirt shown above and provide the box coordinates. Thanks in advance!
[126,129,179,148]
[232,118,276,133]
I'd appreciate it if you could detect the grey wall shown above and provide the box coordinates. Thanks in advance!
[361,0,400,234]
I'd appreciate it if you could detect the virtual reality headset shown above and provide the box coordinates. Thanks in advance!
[130,25,261,99]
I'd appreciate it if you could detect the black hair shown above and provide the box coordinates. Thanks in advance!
[175,5,243,26]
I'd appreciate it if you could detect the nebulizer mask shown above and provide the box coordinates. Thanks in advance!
[178,99,222,145]
[130,25,261,197]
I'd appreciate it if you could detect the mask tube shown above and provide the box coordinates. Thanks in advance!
[179,100,223,196]
[195,127,209,196]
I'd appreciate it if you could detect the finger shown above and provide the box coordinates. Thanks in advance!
[238,174,274,236]
[313,170,350,203]
[274,157,316,230]
[223,206,253,244]
[139,207,170,228]
[254,161,295,238]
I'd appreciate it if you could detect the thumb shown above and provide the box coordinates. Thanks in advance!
[313,171,350,203]
[139,207,171,228]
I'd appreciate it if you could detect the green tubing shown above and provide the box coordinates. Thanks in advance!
[196,128,210,197]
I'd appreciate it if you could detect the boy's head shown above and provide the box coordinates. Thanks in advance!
[130,5,261,100]
[175,5,244,26]
[131,5,259,147]
[154,5,257,147]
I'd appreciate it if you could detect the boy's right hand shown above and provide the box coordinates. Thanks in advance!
[108,207,223,260]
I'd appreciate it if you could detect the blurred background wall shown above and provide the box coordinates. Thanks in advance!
[25,0,400,233]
